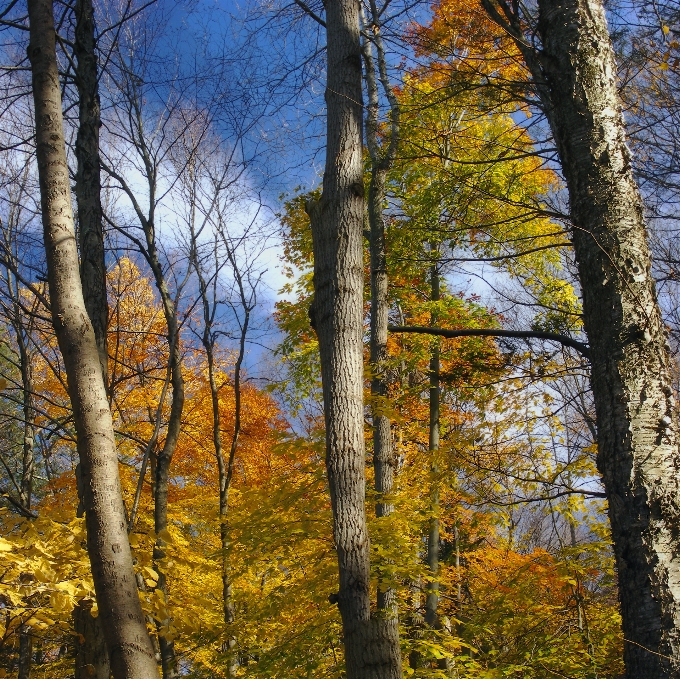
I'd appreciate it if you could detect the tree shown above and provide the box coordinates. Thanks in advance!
[26,0,159,676]
[306,0,402,673]
[480,0,680,674]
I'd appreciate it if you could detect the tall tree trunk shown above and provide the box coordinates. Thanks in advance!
[74,599,110,679]
[537,1,680,674]
[307,0,400,675]
[361,9,402,668]
[483,0,680,674]
[26,2,159,677]
[74,0,107,384]
[152,321,182,679]
[424,263,440,630]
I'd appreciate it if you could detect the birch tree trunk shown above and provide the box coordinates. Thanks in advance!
[307,0,401,675]
[536,2,680,674]
[26,1,159,677]
[481,0,680,673]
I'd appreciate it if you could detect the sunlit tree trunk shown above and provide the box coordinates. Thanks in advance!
[537,1,680,674]
[26,1,159,676]
[482,0,680,674]
[307,0,401,674]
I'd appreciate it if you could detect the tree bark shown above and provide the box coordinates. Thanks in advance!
[74,598,110,679]
[307,0,401,675]
[538,1,680,674]
[26,2,159,677]
[482,0,680,674]
[361,7,402,668]
[74,0,107,385]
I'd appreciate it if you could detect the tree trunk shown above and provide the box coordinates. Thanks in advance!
[307,0,401,675]
[193,243,247,678]
[499,0,680,673]
[74,0,107,384]
[361,15,402,667]
[145,242,183,679]
[18,328,34,511]
[26,2,159,677]
[18,623,32,679]
[74,599,110,679]
[424,264,440,630]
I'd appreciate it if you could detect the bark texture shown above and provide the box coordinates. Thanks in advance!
[26,2,159,676]
[74,0,107,383]
[74,599,110,679]
[532,0,680,674]
[307,0,400,675]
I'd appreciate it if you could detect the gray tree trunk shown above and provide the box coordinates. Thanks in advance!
[74,599,110,679]
[482,0,680,674]
[26,2,159,677]
[361,9,402,667]
[307,0,401,675]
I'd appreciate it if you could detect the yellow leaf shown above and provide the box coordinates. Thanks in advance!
[157,529,173,544]
[34,569,55,583]
[144,567,159,582]
[0,538,13,552]
[663,24,670,35]
[660,61,670,70]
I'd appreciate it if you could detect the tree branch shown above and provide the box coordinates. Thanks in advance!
[388,325,590,358]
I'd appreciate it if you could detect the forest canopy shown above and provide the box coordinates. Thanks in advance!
[0,0,679,677]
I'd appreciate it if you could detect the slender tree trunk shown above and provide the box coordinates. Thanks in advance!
[307,1,401,675]
[74,0,107,384]
[424,264,440,630]
[361,13,402,667]
[153,340,182,679]
[482,0,680,674]
[74,599,110,679]
[142,241,183,679]
[17,330,34,511]
[26,2,159,677]
[368,167,393,520]
[194,256,246,678]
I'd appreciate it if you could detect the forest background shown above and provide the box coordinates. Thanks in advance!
[0,0,678,677]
